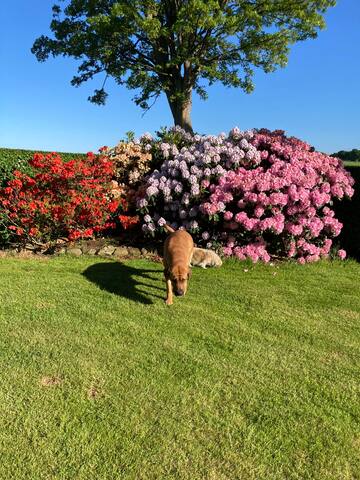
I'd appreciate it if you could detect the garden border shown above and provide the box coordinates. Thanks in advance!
[0,238,162,261]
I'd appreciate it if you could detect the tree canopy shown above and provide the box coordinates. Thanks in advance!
[32,0,336,131]
[332,149,360,162]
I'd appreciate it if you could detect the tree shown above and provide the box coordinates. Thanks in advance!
[32,0,336,132]
[332,149,360,162]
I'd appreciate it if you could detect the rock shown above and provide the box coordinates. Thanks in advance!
[141,247,157,258]
[56,248,66,255]
[24,243,36,251]
[55,238,67,245]
[18,249,34,258]
[67,248,83,257]
[146,244,162,255]
[82,239,107,250]
[127,247,141,258]
[114,246,128,257]
[0,250,6,258]
[97,245,116,256]
[81,240,99,254]
[87,248,97,255]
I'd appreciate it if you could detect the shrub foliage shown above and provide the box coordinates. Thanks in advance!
[0,152,119,245]
[0,148,87,186]
[0,129,355,262]
[138,127,354,262]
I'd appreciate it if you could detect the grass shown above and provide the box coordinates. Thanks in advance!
[344,161,360,168]
[0,256,360,479]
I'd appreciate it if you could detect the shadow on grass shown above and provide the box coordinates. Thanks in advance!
[83,262,164,305]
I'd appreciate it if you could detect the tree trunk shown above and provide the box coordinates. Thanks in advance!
[166,89,193,133]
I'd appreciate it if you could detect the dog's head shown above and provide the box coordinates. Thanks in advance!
[169,265,192,297]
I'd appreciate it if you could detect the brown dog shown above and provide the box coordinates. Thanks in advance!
[163,225,194,305]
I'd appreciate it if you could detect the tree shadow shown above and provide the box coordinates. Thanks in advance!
[83,261,164,305]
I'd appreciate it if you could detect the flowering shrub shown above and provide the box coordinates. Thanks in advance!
[0,129,354,263]
[139,127,354,262]
[105,139,153,187]
[104,135,159,233]
[139,126,260,236]
[0,148,89,187]
[106,179,140,231]
[0,152,119,244]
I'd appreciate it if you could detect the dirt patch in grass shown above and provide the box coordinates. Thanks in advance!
[40,376,62,387]
[87,380,104,400]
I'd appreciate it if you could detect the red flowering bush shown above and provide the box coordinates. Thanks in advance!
[0,152,120,244]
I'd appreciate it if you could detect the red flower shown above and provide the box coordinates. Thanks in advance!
[26,177,36,187]
[108,200,119,213]
[29,227,39,236]
[118,215,140,230]
[9,179,23,189]
[83,228,94,237]
[68,230,82,240]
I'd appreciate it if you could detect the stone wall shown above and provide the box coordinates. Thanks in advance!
[0,238,162,261]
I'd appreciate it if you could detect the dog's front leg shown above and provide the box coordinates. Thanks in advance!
[164,268,173,305]
[165,278,173,305]
[164,262,173,305]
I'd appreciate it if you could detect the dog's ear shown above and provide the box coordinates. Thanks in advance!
[187,269,192,279]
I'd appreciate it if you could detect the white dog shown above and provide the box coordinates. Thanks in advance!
[190,248,222,269]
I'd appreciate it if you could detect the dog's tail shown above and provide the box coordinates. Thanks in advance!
[164,224,176,234]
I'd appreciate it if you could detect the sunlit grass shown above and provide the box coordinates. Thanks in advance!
[0,256,359,479]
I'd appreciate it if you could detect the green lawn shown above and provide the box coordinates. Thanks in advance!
[0,256,360,479]
[344,161,360,168]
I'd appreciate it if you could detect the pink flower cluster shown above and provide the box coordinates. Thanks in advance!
[204,129,354,262]
[139,127,354,263]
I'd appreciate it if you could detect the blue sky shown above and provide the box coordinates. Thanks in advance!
[0,0,359,154]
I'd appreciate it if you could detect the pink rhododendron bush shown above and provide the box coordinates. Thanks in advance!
[138,127,354,263]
